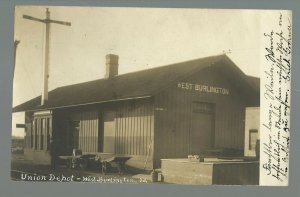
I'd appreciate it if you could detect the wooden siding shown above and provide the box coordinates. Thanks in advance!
[115,99,154,156]
[70,111,99,153]
[52,99,154,160]
[154,66,247,167]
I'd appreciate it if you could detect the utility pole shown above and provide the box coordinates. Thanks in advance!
[13,40,20,80]
[23,8,71,105]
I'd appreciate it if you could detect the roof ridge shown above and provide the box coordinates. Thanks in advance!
[116,54,225,77]
[54,54,226,89]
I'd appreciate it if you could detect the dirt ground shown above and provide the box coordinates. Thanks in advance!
[11,153,151,184]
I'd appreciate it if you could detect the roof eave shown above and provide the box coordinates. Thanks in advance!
[12,95,153,113]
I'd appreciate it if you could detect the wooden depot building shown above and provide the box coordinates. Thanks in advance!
[13,54,260,171]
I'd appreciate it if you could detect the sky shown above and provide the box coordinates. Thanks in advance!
[12,6,262,137]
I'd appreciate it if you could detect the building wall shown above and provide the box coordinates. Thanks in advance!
[52,99,154,170]
[23,149,51,165]
[69,111,99,153]
[153,66,250,167]
[114,99,154,170]
[115,99,154,156]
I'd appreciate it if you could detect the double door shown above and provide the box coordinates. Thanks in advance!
[189,102,215,155]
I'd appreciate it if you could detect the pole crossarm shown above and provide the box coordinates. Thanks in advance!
[22,8,71,105]
[22,14,71,26]
[48,19,71,26]
[23,15,46,23]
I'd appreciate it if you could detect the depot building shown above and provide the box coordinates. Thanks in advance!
[13,54,260,170]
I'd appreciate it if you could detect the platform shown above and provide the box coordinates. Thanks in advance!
[160,158,259,185]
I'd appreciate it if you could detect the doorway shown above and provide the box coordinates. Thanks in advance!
[102,111,116,153]
[68,120,80,153]
[189,102,215,155]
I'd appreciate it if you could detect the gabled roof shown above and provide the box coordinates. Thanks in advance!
[13,55,260,112]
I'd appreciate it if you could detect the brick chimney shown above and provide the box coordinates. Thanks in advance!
[105,54,119,78]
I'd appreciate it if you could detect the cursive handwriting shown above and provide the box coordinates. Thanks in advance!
[262,12,291,184]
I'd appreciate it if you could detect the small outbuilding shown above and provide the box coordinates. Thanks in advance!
[13,54,260,170]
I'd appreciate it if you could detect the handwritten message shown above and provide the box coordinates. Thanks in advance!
[261,11,291,186]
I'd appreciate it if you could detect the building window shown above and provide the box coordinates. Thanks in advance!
[249,129,258,150]
[31,120,34,148]
[46,118,50,150]
[32,115,52,151]
[25,123,32,148]
[34,119,38,150]
[40,118,45,150]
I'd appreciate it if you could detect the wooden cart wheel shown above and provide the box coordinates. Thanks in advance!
[67,159,72,169]
[102,162,107,175]
[79,159,88,170]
